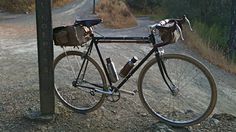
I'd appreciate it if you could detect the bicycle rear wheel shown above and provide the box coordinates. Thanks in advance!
[54,51,107,113]
[138,54,217,127]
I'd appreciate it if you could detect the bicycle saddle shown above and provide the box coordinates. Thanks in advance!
[74,18,102,27]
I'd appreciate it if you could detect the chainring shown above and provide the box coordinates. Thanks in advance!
[106,90,120,102]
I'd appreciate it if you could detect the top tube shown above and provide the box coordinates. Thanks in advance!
[94,36,151,44]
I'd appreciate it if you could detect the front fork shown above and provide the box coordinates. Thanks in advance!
[155,49,179,96]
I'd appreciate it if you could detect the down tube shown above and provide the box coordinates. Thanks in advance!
[117,47,156,89]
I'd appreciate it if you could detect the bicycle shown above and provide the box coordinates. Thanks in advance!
[53,16,217,127]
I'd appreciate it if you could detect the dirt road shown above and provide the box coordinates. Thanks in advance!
[0,0,236,131]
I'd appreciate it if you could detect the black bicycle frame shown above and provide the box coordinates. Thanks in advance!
[75,32,175,93]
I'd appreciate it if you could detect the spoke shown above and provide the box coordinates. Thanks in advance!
[165,59,186,88]
[144,88,167,109]
[65,55,77,79]
[74,54,82,71]
[169,94,175,120]
[177,92,203,115]
[179,69,201,89]
[175,61,190,87]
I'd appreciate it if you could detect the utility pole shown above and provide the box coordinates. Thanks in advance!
[36,0,55,115]
[25,0,55,120]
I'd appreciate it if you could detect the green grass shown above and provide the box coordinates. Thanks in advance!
[193,21,229,50]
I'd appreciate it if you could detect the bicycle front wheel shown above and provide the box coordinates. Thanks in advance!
[54,51,107,113]
[138,54,217,127]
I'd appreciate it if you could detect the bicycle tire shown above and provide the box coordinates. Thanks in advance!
[138,54,217,127]
[54,51,107,113]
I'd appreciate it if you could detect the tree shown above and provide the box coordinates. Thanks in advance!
[228,0,236,62]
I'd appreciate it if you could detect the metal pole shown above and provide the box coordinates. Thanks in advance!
[36,0,55,115]
[93,0,95,14]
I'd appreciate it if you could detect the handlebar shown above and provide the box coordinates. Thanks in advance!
[149,15,193,41]
[149,15,192,30]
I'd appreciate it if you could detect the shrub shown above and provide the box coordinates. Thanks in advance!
[96,0,137,28]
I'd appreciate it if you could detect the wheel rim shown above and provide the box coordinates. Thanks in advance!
[139,54,216,126]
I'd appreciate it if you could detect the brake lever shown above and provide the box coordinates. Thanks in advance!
[183,15,193,31]
[176,23,184,40]
[175,15,193,41]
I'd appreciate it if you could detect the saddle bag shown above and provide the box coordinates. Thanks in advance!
[53,25,91,47]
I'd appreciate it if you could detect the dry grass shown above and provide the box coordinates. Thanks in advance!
[96,0,137,28]
[0,0,73,13]
[0,0,33,13]
[183,27,236,74]
[53,0,73,8]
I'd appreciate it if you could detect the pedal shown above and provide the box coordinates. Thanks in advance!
[119,89,136,96]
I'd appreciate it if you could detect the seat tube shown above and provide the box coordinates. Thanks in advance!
[75,39,94,83]
[94,40,113,87]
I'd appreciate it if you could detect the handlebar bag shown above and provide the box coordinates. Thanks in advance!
[158,23,181,44]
